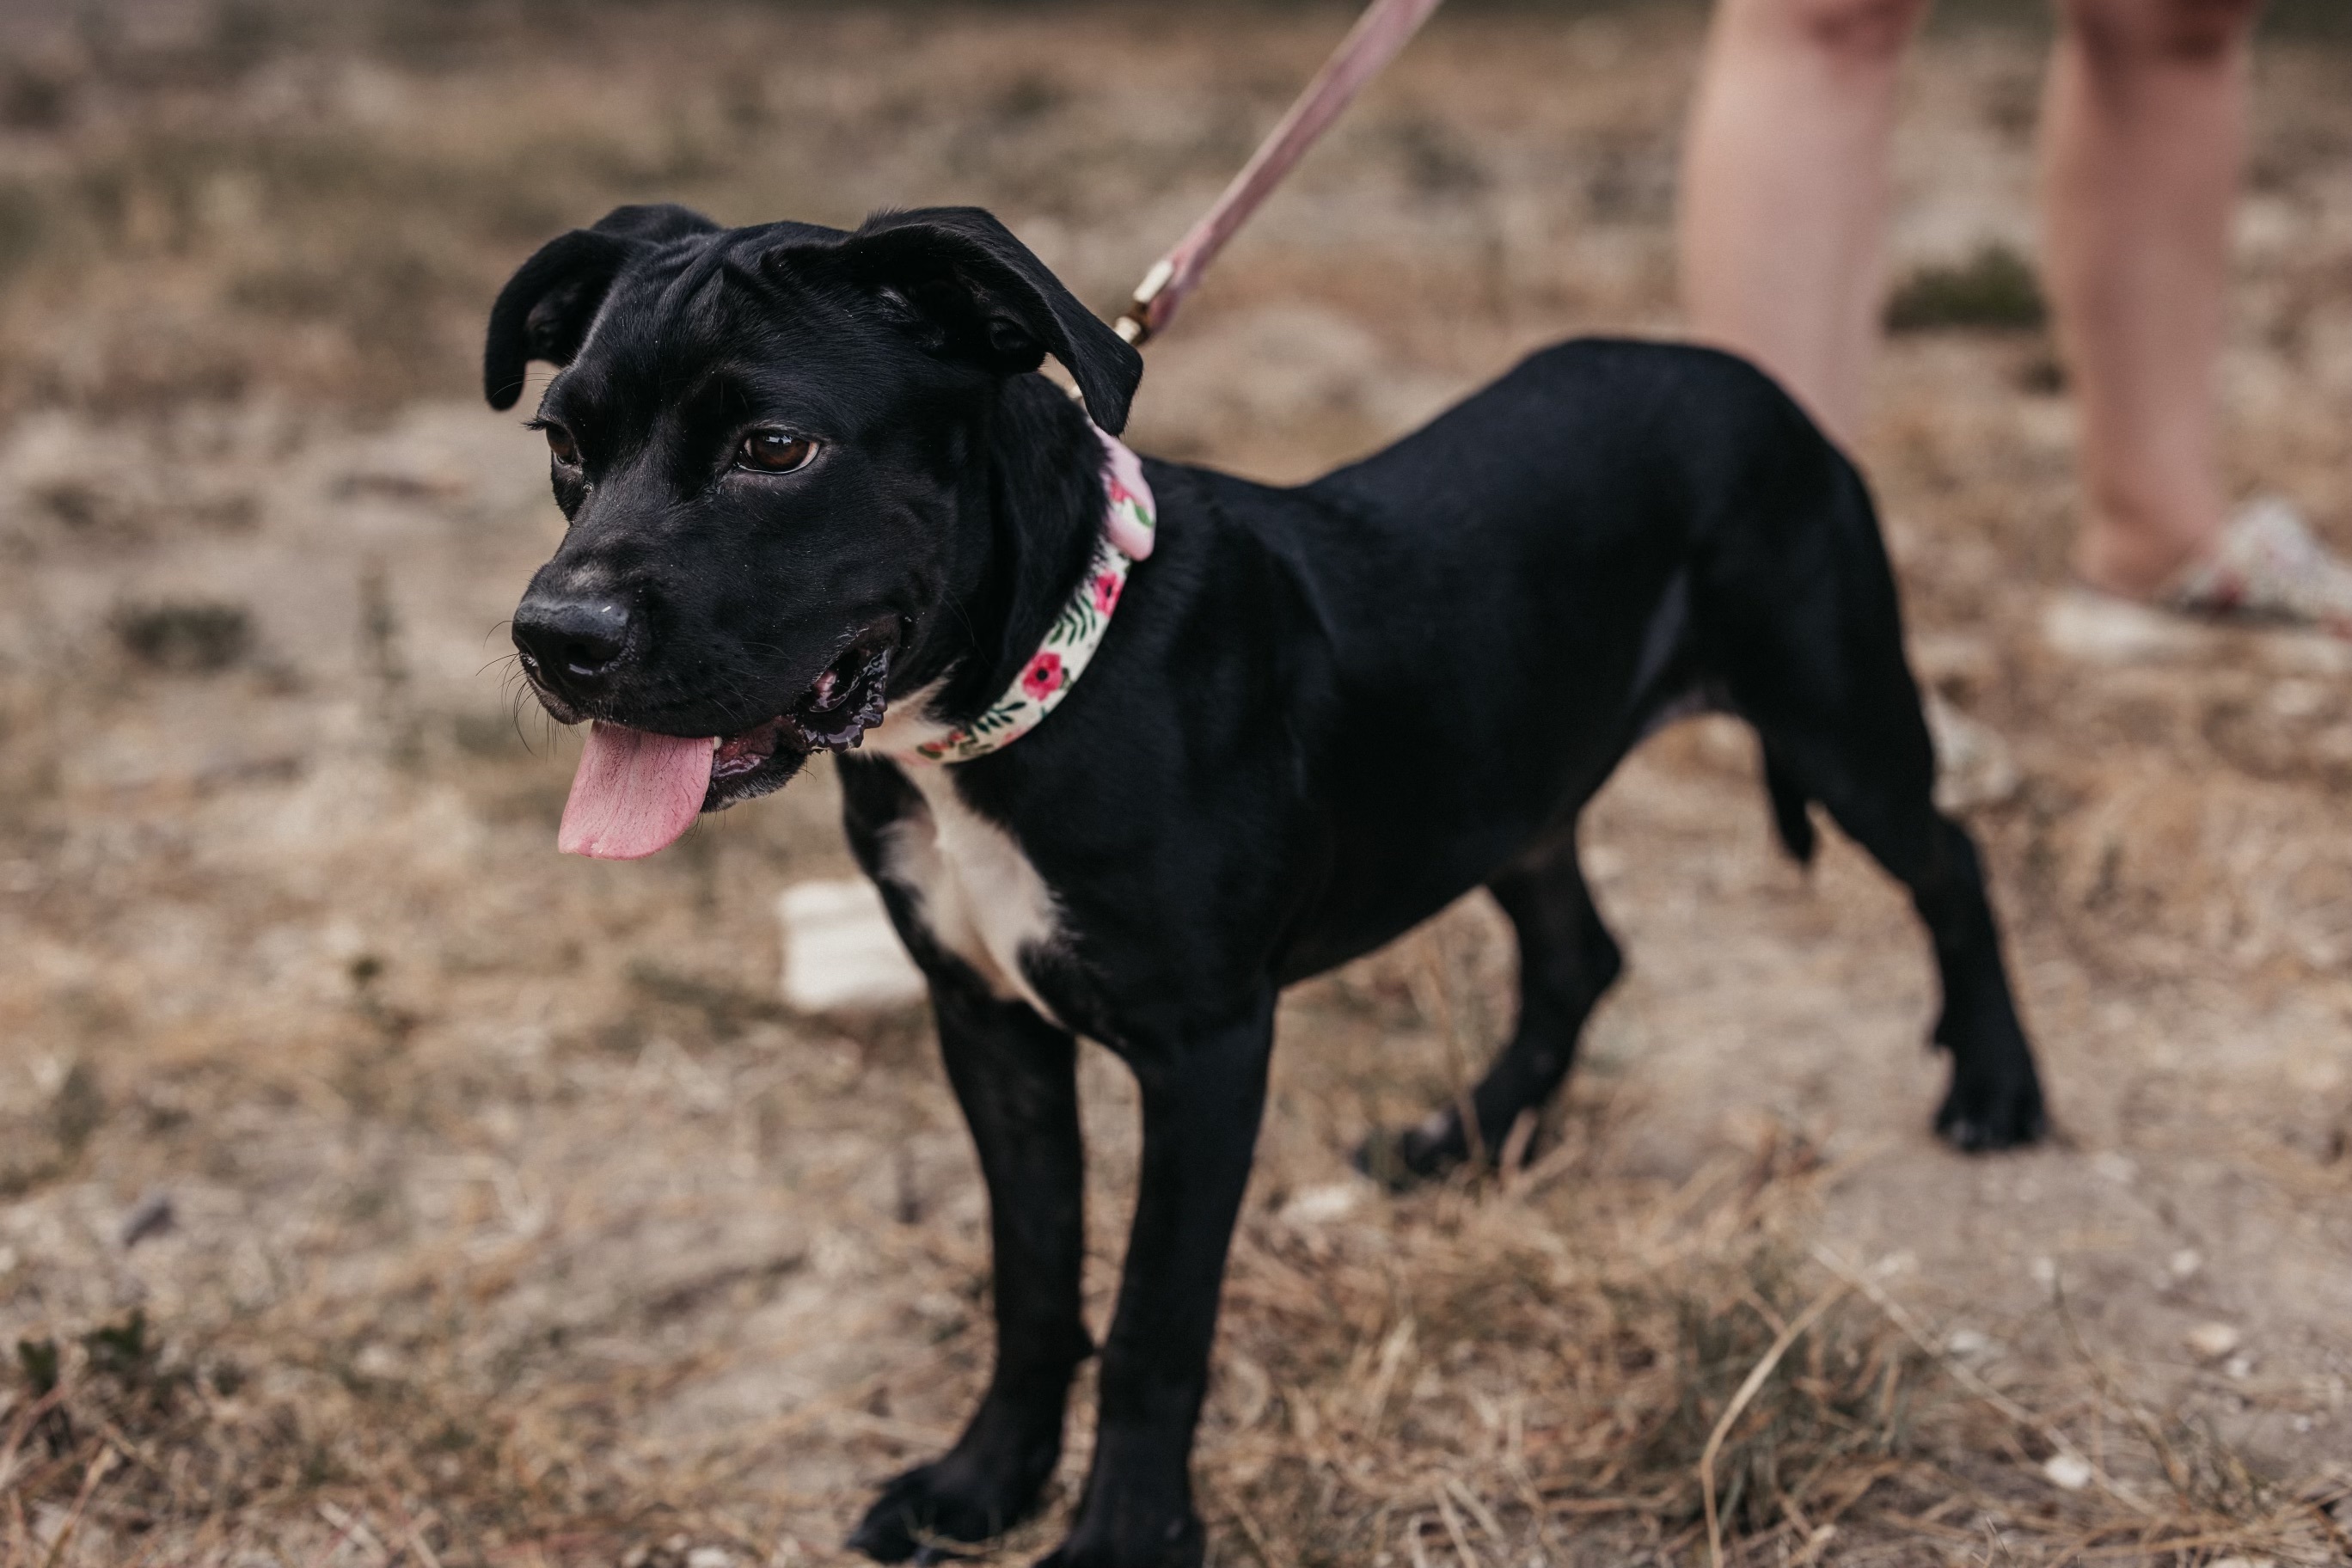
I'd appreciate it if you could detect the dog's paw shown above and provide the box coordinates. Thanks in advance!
[1353,1110,1465,1191]
[848,1449,1056,1564]
[1934,1070,2049,1153]
[1032,1510,1204,1568]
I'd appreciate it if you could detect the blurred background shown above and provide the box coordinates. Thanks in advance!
[0,2,2348,1564]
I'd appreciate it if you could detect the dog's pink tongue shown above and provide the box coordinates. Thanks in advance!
[558,723,717,860]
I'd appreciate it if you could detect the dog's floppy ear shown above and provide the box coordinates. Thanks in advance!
[818,207,1142,435]
[482,204,720,411]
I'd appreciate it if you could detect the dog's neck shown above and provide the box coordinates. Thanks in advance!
[907,373,1110,724]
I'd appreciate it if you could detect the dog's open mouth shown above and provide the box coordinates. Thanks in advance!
[556,634,893,861]
[713,638,893,780]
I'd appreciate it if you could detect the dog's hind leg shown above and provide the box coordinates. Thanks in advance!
[1367,834,1623,1185]
[848,980,1091,1563]
[1706,462,2046,1151]
[1768,732,2046,1149]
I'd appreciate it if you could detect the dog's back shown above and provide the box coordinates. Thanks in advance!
[1188,338,1903,974]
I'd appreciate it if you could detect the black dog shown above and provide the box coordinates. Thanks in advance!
[487,203,2046,1567]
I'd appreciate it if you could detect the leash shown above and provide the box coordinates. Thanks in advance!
[1112,0,1448,346]
[919,0,1438,769]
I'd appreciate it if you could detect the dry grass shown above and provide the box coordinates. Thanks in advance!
[3,3,2350,1565]
[6,1097,2347,1565]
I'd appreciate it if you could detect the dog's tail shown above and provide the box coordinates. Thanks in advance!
[1762,750,1817,866]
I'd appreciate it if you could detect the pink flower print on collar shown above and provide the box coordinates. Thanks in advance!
[898,426,1156,766]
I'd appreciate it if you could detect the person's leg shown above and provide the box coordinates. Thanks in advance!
[2041,0,2265,597]
[1678,0,1935,447]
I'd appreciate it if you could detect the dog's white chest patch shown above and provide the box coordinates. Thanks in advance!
[876,761,1066,1026]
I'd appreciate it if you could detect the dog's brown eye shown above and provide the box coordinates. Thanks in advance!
[543,424,579,465]
[738,431,817,474]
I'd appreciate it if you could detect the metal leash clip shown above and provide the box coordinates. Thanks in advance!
[1113,259,1176,347]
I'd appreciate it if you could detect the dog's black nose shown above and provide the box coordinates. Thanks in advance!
[513,594,634,688]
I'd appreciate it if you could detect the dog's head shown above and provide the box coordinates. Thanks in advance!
[486,203,1141,855]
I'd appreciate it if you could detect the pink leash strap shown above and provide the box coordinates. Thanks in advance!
[1114,0,1447,346]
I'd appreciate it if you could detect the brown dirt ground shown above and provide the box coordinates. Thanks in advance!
[1,3,2349,1565]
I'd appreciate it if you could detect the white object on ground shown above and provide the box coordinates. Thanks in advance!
[2042,1453,2092,1491]
[1926,689,2019,814]
[2043,588,2214,665]
[1282,1181,1369,1226]
[2184,1321,2243,1362]
[778,878,926,1013]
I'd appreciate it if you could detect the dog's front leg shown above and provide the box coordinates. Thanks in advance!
[1043,1002,1275,1568]
[850,980,1090,1564]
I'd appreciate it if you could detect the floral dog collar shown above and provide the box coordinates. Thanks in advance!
[902,427,1155,765]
